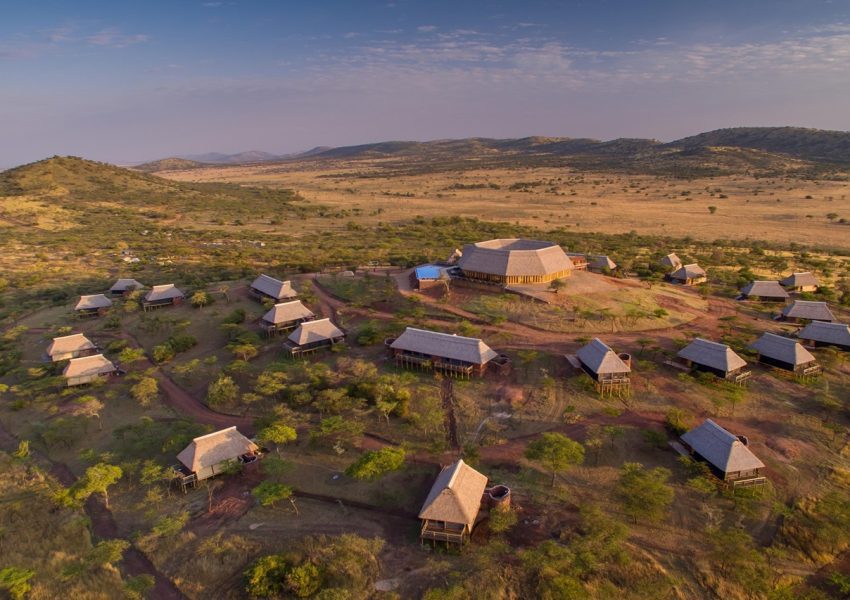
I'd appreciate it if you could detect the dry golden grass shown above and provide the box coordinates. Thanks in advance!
[159,159,850,249]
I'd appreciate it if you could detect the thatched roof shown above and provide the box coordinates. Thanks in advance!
[780,272,819,288]
[798,321,850,346]
[457,238,574,277]
[177,426,258,473]
[391,327,498,365]
[681,419,765,474]
[418,459,487,529]
[781,300,836,322]
[110,278,144,293]
[144,284,184,302]
[670,263,706,281]
[262,300,314,325]
[660,253,682,269]
[577,338,630,375]
[62,354,116,379]
[47,333,96,358]
[588,255,617,270]
[250,274,297,300]
[288,318,344,345]
[75,294,113,311]
[749,333,816,366]
[739,281,789,299]
[678,338,747,372]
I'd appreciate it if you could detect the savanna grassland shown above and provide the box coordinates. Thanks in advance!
[0,148,849,600]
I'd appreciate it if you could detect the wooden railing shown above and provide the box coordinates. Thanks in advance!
[421,523,466,544]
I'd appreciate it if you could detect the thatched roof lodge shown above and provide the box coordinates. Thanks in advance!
[575,338,631,395]
[261,300,314,335]
[780,300,836,324]
[668,263,707,286]
[587,255,617,273]
[780,272,819,293]
[797,321,850,350]
[46,333,98,362]
[677,338,750,383]
[739,281,789,302]
[389,327,501,378]
[681,419,766,488]
[143,284,185,311]
[457,238,574,285]
[250,274,297,302]
[660,253,682,270]
[749,333,820,377]
[63,354,118,386]
[176,426,260,484]
[109,278,144,295]
[285,318,345,356]
[419,459,488,546]
[75,294,113,317]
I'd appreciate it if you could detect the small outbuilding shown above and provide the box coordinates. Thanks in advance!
[749,332,820,377]
[285,318,345,356]
[797,321,850,351]
[75,294,113,318]
[109,278,144,295]
[739,281,790,302]
[412,265,450,290]
[660,253,682,271]
[677,338,750,383]
[419,459,488,546]
[261,300,315,335]
[46,333,98,362]
[63,354,118,386]
[575,338,631,396]
[175,427,260,489]
[668,263,707,286]
[779,300,836,324]
[389,327,500,378]
[680,419,766,488]
[143,284,185,311]
[249,274,297,303]
[587,255,617,273]
[780,272,819,293]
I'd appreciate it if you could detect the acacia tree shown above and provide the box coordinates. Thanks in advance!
[59,463,123,509]
[615,462,674,523]
[131,377,159,407]
[258,422,298,455]
[207,373,239,407]
[524,432,585,487]
[345,447,406,481]
[72,395,105,430]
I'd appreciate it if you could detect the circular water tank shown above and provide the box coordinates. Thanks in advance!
[487,484,511,509]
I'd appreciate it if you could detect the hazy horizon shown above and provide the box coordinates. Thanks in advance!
[3,0,850,167]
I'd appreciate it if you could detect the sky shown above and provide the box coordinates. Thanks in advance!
[1,0,850,167]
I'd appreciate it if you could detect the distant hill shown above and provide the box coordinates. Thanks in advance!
[670,127,850,163]
[179,150,281,164]
[135,157,208,173]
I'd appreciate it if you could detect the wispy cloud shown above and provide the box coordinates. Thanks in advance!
[416,25,437,33]
[86,28,150,48]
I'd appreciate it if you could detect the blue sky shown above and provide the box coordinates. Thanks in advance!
[1,0,849,166]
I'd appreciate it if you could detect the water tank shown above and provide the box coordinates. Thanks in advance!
[618,353,632,369]
[486,485,511,510]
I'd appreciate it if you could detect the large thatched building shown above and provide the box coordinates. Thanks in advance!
[457,239,574,285]
[389,327,503,378]
[677,338,750,383]
[419,459,488,546]
[681,419,766,488]
[749,333,820,377]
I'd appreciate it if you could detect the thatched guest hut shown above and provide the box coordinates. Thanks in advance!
[587,255,617,273]
[780,272,819,293]
[780,300,836,324]
[63,354,118,386]
[668,263,707,286]
[46,333,98,362]
[749,333,820,377]
[660,253,682,271]
[285,318,345,356]
[109,278,144,295]
[261,300,314,335]
[249,274,297,303]
[797,321,850,350]
[75,294,113,318]
[680,419,766,488]
[677,338,750,383]
[419,459,488,546]
[739,281,789,302]
[389,327,500,378]
[575,338,631,396]
[175,427,260,490]
[457,238,574,285]
[143,284,185,311]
